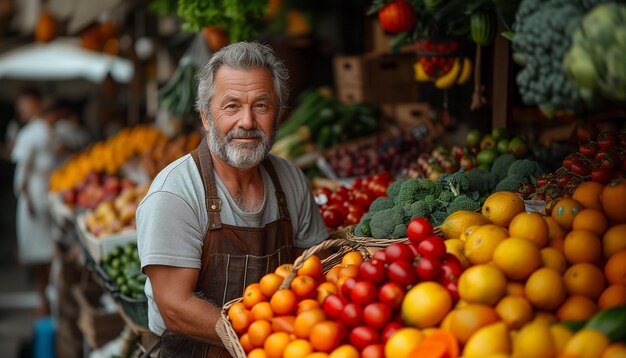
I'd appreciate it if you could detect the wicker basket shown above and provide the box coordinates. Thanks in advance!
[216,238,366,358]
[343,224,443,248]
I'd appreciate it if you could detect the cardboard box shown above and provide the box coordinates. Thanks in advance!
[333,56,365,86]
[394,102,442,140]
[337,84,367,104]
[368,19,414,54]
[72,284,125,349]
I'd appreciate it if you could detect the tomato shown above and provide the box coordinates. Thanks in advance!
[441,278,460,301]
[322,294,348,320]
[384,243,415,263]
[352,178,363,190]
[387,260,417,286]
[406,217,434,244]
[440,258,462,281]
[310,321,345,353]
[363,302,393,329]
[570,161,590,176]
[354,190,375,209]
[372,250,386,262]
[598,131,619,148]
[347,204,364,216]
[329,191,349,205]
[291,275,317,300]
[358,259,387,284]
[579,142,599,158]
[361,344,385,358]
[407,242,420,257]
[340,277,358,297]
[340,303,363,328]
[350,281,378,306]
[314,187,332,204]
[378,281,405,310]
[345,212,361,226]
[415,255,442,282]
[372,172,391,184]
[381,322,403,343]
[378,0,416,34]
[601,153,619,170]
[349,326,380,351]
[591,167,613,184]
[322,208,343,228]
[417,236,447,260]
[536,173,552,188]
[557,172,573,187]
[369,182,388,198]
[329,203,349,218]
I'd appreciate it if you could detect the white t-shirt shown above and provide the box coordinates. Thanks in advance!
[137,153,328,336]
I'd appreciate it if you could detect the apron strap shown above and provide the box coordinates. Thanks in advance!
[261,157,290,220]
[192,136,222,230]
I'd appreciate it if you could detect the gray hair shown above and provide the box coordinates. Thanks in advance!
[195,41,290,120]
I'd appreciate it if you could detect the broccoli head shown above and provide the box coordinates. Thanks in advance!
[386,179,405,201]
[438,172,471,196]
[507,159,543,183]
[467,169,498,194]
[429,210,448,227]
[438,191,455,204]
[395,178,442,206]
[403,201,429,221]
[446,195,481,215]
[491,154,517,181]
[495,175,528,193]
[355,212,375,237]
[423,194,438,212]
[369,207,405,239]
[390,224,407,239]
[369,196,394,213]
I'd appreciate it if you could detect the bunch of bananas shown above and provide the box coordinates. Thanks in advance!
[414,57,473,90]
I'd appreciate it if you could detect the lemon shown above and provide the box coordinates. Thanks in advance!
[525,268,566,311]
[549,324,573,355]
[482,192,525,227]
[439,210,491,239]
[493,237,542,281]
[464,224,508,265]
[563,328,610,358]
[495,296,534,329]
[444,238,470,269]
[462,322,511,358]
[512,321,554,358]
[458,264,507,306]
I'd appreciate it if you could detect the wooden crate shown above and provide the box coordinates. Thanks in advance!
[72,283,125,349]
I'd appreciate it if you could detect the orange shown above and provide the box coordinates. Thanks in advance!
[551,198,583,231]
[310,321,344,353]
[232,309,253,334]
[572,181,604,210]
[533,311,558,325]
[525,268,567,311]
[402,282,453,328]
[384,327,424,358]
[264,332,291,358]
[291,275,317,300]
[448,304,500,344]
[240,333,254,353]
[260,273,284,298]
[556,295,598,322]
[341,251,364,266]
[550,324,574,355]
[563,229,602,264]
[464,224,508,265]
[248,320,273,348]
[248,348,268,358]
[563,263,606,299]
[294,309,326,339]
[284,339,314,358]
[563,328,610,358]
[228,302,248,321]
[540,247,568,274]
[605,249,626,285]
[493,237,542,281]
[338,264,359,279]
[275,264,295,278]
[305,354,329,358]
[508,212,550,247]
[325,266,342,283]
[458,264,507,306]
[572,209,609,236]
[598,284,626,309]
[481,191,525,227]
[545,216,567,242]
[244,286,268,309]
[328,345,359,358]
[603,224,626,259]
[506,282,526,297]
[297,255,323,279]
[496,296,534,329]
[296,299,320,315]
[316,282,338,304]
[601,179,626,223]
[550,236,566,253]
[271,315,296,334]
[251,301,275,321]
[270,289,297,315]
[602,343,626,358]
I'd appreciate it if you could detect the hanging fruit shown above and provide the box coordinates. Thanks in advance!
[35,10,57,43]
[377,0,416,34]
[470,10,496,46]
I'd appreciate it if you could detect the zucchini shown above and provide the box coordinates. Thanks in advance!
[584,305,626,343]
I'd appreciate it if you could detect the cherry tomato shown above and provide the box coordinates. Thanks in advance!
[440,258,462,281]
[349,325,380,351]
[384,243,415,263]
[591,167,613,184]
[406,217,434,244]
[361,344,385,358]
[347,204,364,216]
[407,242,420,257]
[352,178,363,190]
[354,190,375,209]
[358,259,387,284]
[363,302,392,330]
[322,294,348,319]
[345,212,361,226]
[598,131,619,148]
[441,278,460,302]
[378,282,405,310]
[340,303,363,328]
[322,208,343,228]
[381,322,403,343]
[329,191,349,205]
[417,236,447,260]
[579,142,599,158]
[372,250,386,262]
[350,281,378,306]
[416,255,442,281]
[387,260,417,286]
[340,277,358,297]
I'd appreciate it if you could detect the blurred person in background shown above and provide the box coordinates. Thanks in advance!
[54,100,91,164]
[4,88,43,160]
[11,99,62,317]
[137,42,327,356]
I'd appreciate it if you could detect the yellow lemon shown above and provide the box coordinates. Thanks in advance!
[512,321,554,358]
[525,268,566,311]
[465,224,508,265]
[462,322,511,358]
[493,237,542,281]
[508,211,550,247]
[495,295,534,329]
[563,328,610,358]
[458,264,507,306]
[482,192,525,227]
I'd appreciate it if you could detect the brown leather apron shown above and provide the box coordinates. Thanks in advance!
[158,139,295,357]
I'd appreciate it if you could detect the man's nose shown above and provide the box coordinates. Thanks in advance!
[239,106,255,129]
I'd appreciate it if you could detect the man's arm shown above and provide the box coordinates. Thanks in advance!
[145,265,223,345]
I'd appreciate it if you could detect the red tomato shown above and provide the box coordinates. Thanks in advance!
[347,204,364,216]
[369,182,388,198]
[417,236,447,260]
[416,255,442,281]
[372,250,386,262]
[441,278,460,302]
[378,282,405,310]
[381,322,403,343]
[354,190,375,209]
[579,142,599,158]
[440,258,462,281]
[329,191,349,205]
[340,277,358,297]
[363,302,392,330]
[352,178,363,190]
[350,281,378,306]
[322,208,343,228]
[358,259,387,284]
[384,243,415,263]
[598,131,619,148]
[361,344,385,358]
[328,203,349,218]
[406,217,434,244]
[340,303,363,328]
[407,242,420,257]
[349,326,380,351]
[322,294,348,320]
[387,260,417,286]
[591,167,613,183]
[345,212,361,226]
[372,172,391,184]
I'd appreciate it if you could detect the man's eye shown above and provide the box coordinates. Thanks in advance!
[225,104,238,109]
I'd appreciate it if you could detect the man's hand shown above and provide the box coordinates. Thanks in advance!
[144,265,224,345]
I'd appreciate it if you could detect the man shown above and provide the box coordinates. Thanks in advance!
[137,42,328,357]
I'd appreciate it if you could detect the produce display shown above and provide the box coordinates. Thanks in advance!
[102,243,146,299]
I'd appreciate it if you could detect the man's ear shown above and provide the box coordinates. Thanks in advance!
[200,111,211,133]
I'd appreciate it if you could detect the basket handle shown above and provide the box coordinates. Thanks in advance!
[279,238,362,290]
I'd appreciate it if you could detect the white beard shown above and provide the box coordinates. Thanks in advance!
[207,121,276,170]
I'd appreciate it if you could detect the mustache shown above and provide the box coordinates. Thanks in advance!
[225,128,265,141]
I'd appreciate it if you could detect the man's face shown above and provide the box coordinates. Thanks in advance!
[17,96,41,122]
[202,67,278,170]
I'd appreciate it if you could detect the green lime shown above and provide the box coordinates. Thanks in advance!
[124,243,135,256]
[476,148,499,166]
[466,129,482,147]
[110,247,122,258]
[110,258,121,269]
[497,139,510,154]
[116,276,126,286]
[491,128,510,141]
[120,284,130,296]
